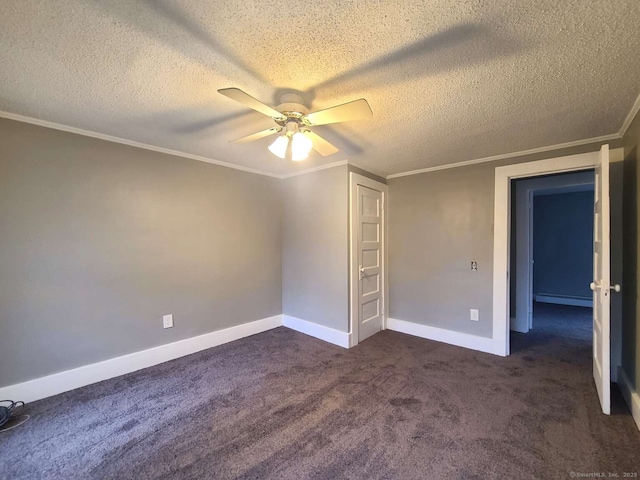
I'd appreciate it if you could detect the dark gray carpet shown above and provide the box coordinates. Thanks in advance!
[2,304,639,479]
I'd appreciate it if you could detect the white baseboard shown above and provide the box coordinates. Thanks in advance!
[0,314,283,403]
[387,318,501,356]
[282,315,350,348]
[534,294,593,308]
[617,366,640,431]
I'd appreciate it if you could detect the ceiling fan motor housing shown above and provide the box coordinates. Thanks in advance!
[275,92,309,127]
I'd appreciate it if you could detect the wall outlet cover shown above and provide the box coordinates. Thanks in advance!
[470,309,479,321]
[163,314,173,329]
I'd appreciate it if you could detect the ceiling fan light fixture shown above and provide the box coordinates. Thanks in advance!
[219,88,367,160]
[291,132,312,161]
[268,134,288,159]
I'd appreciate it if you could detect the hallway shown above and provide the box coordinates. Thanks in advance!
[511,301,631,416]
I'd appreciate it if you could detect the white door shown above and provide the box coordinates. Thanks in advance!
[357,185,383,342]
[591,144,612,415]
[527,190,534,330]
[514,188,534,333]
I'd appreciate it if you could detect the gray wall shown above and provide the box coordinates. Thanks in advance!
[533,191,594,299]
[622,107,640,391]
[0,118,283,387]
[282,166,349,332]
[388,163,496,337]
[388,141,623,339]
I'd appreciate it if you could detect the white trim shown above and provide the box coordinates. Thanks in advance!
[0,315,283,403]
[386,134,619,179]
[280,160,349,178]
[617,366,640,431]
[493,151,600,357]
[386,318,501,355]
[0,111,365,181]
[534,294,593,308]
[620,92,640,136]
[3,109,633,182]
[349,173,389,347]
[0,110,285,178]
[282,315,351,348]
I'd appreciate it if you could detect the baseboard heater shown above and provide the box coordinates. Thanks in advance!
[534,293,593,308]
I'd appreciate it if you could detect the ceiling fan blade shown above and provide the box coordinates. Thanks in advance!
[302,130,339,156]
[303,99,372,126]
[231,127,281,144]
[218,88,286,121]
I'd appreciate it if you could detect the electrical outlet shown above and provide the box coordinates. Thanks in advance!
[163,314,173,329]
[470,309,479,321]
[471,261,478,271]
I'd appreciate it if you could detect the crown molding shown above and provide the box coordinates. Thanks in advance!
[386,91,640,179]
[280,160,349,178]
[385,133,621,179]
[3,102,637,182]
[0,111,370,180]
[620,91,640,137]
[0,110,283,179]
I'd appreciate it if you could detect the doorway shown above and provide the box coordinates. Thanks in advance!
[510,171,595,334]
[509,173,596,377]
[349,172,388,346]
[492,146,617,414]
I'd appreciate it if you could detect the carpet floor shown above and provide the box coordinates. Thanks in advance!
[1,304,639,479]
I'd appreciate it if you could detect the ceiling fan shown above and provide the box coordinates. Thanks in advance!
[218,88,373,161]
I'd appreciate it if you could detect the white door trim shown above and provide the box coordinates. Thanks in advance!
[349,173,388,347]
[493,151,599,356]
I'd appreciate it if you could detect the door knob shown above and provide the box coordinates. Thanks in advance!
[590,282,621,292]
[359,266,365,279]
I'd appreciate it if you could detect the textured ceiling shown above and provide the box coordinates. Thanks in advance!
[1,0,639,177]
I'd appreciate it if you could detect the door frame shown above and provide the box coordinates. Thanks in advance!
[349,172,389,347]
[493,151,600,356]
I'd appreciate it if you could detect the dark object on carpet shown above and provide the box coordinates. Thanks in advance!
[0,414,30,433]
[1,304,638,479]
[0,400,28,432]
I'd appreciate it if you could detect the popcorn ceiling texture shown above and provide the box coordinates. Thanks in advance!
[0,0,639,176]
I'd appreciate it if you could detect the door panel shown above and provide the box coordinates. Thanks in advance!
[362,298,380,322]
[362,222,379,242]
[362,249,379,268]
[358,185,383,342]
[362,274,379,296]
[591,144,611,415]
